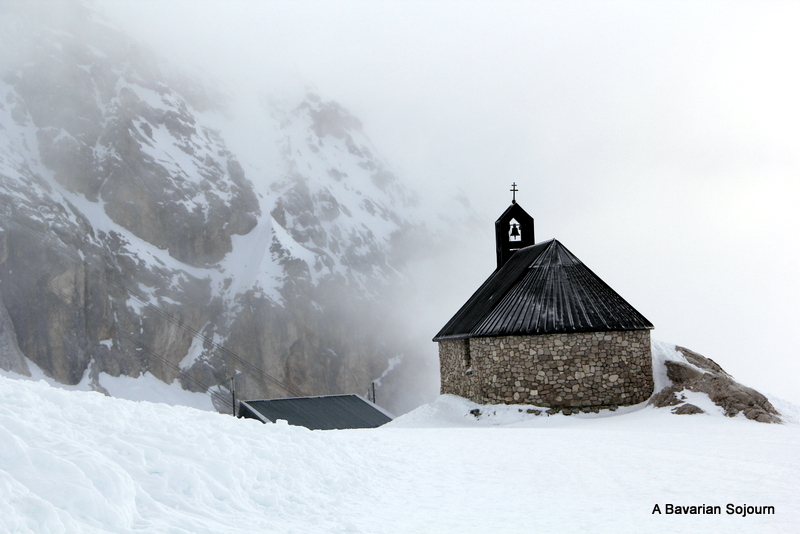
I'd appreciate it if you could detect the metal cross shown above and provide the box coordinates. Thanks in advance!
[510,182,518,203]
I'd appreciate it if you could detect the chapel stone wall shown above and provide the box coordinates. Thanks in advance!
[438,330,653,410]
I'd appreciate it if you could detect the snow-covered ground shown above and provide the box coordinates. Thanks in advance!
[1,375,797,533]
[0,358,215,412]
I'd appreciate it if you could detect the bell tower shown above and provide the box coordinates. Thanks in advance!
[495,182,535,269]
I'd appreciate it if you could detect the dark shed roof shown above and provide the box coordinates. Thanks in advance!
[239,395,393,430]
[433,239,653,341]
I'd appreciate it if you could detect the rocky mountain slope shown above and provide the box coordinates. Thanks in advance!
[0,2,447,414]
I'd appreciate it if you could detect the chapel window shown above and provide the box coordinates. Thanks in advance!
[509,218,521,242]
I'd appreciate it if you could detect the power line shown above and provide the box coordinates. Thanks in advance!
[45,279,231,409]
[0,215,305,399]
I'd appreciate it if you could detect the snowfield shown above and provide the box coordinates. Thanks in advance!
[1,374,798,533]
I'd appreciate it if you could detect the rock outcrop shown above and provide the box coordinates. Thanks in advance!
[649,346,781,423]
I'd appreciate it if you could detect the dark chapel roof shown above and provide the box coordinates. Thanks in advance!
[433,239,653,341]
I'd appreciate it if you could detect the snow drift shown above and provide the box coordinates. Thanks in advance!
[0,340,797,532]
[0,377,796,532]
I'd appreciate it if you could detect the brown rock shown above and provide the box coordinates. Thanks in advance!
[672,403,704,415]
[664,360,703,384]
[650,348,781,424]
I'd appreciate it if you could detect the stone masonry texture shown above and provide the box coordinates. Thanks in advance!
[439,330,653,410]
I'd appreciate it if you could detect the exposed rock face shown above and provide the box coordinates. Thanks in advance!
[0,287,29,376]
[649,346,781,423]
[3,10,259,267]
[0,3,445,414]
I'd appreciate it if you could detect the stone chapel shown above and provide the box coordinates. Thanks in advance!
[433,186,654,411]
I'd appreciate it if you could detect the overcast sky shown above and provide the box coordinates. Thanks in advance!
[101,0,800,404]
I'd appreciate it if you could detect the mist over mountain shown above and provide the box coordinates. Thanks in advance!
[0,1,466,414]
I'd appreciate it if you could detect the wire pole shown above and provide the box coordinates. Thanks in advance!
[230,376,236,417]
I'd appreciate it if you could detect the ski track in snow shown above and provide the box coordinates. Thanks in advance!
[0,375,797,534]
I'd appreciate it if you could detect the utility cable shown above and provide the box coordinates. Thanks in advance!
[45,279,231,409]
[0,215,305,398]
